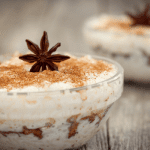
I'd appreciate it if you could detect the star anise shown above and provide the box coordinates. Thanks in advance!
[126,4,150,26]
[19,31,70,72]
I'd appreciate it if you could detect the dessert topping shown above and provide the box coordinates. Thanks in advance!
[126,4,150,26]
[19,31,70,72]
[0,56,113,91]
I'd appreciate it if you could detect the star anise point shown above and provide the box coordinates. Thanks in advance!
[126,4,150,27]
[19,31,70,72]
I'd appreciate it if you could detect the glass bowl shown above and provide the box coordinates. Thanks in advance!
[83,15,150,83]
[0,53,124,150]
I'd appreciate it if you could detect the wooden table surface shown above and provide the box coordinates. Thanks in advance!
[0,1,150,150]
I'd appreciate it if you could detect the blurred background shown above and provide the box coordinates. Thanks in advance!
[0,0,148,55]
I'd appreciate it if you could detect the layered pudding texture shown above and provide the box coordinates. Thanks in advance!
[83,14,150,82]
[0,52,123,150]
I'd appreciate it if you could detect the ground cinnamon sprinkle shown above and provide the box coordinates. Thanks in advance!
[0,55,113,91]
[95,19,146,35]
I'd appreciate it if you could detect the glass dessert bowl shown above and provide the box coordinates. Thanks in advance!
[83,13,150,83]
[0,52,124,150]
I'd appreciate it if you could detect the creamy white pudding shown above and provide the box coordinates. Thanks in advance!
[83,14,150,82]
[0,52,123,150]
[0,52,117,92]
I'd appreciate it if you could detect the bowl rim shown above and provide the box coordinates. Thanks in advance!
[0,52,124,94]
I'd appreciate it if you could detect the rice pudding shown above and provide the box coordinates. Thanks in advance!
[83,7,150,82]
[0,32,124,150]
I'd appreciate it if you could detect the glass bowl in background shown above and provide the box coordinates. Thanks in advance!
[0,54,124,150]
[83,14,150,83]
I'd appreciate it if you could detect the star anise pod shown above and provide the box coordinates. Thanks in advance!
[19,31,70,72]
[126,4,150,27]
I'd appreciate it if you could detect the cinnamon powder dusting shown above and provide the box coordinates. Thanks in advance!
[0,55,113,91]
[95,19,146,35]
